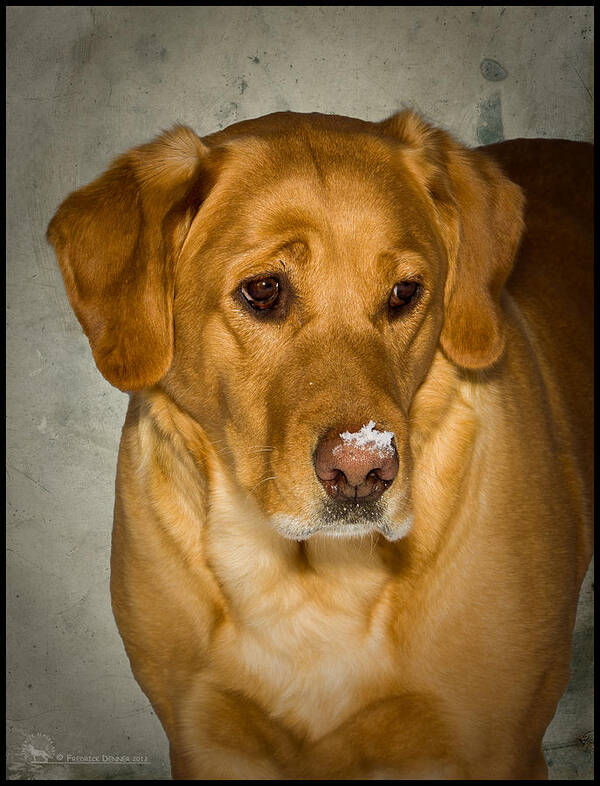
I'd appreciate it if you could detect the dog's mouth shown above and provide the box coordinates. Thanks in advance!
[321,497,385,525]
[271,499,413,542]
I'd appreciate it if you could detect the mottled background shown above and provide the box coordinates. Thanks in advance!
[6,6,593,780]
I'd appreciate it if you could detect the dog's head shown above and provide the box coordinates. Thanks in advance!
[47,111,524,542]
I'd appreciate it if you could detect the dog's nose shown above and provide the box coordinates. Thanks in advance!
[314,425,399,503]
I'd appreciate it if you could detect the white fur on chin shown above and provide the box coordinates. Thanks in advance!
[271,512,414,542]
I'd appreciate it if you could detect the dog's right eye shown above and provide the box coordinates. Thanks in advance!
[241,275,281,310]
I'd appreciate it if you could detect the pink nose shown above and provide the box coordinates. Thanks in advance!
[313,429,399,503]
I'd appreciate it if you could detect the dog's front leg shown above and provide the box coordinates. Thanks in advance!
[295,693,466,781]
[171,675,299,780]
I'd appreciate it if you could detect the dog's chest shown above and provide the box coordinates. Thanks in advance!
[211,569,398,739]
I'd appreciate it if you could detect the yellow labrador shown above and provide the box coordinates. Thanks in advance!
[47,111,593,779]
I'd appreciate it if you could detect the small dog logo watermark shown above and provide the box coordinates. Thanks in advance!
[20,733,56,764]
[7,733,58,779]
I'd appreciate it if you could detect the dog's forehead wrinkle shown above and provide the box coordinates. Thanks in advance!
[302,133,328,188]
[191,137,443,279]
[217,131,403,205]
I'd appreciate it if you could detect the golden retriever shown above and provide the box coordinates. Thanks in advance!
[47,110,593,779]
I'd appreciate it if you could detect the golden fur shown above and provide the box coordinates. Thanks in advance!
[47,111,592,779]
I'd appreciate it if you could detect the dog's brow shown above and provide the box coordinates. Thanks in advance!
[304,136,327,186]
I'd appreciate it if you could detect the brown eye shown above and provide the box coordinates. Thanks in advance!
[241,276,281,310]
[389,280,420,311]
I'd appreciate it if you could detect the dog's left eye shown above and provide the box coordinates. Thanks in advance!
[241,276,281,310]
[389,280,420,311]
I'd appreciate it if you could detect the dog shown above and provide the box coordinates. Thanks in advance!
[47,110,592,779]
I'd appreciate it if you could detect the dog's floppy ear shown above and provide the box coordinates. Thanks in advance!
[382,110,525,370]
[47,126,209,391]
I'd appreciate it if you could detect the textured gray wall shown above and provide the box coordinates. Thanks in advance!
[6,6,593,780]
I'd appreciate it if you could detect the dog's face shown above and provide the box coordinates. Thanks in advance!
[47,111,524,542]
[168,128,450,540]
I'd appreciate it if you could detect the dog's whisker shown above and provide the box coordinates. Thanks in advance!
[212,445,235,458]
[368,530,377,556]
[201,436,232,454]
[199,434,227,446]
[251,475,277,491]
